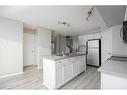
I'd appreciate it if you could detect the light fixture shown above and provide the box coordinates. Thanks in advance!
[86,6,95,21]
[58,21,69,27]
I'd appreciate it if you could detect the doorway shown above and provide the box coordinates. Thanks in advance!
[23,29,36,67]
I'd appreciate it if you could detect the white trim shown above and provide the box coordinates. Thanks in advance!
[0,72,24,79]
[43,82,56,90]
[37,66,43,69]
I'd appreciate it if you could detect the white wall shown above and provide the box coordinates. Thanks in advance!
[78,32,101,46]
[0,17,23,78]
[72,36,78,50]
[35,27,51,69]
[112,25,127,55]
[101,25,127,64]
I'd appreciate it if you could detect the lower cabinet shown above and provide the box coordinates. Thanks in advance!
[43,55,86,89]
[78,56,86,73]
[56,63,64,88]
[73,58,79,77]
[64,62,73,83]
[55,56,86,88]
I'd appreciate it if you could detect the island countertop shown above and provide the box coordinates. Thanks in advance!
[98,60,127,78]
[43,53,86,61]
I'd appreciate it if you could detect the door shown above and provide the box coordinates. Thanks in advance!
[101,29,112,64]
[23,32,35,66]
[64,62,73,83]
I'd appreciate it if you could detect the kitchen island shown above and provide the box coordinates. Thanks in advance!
[43,53,86,89]
[98,59,127,89]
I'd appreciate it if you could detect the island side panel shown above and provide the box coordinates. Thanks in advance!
[43,58,56,89]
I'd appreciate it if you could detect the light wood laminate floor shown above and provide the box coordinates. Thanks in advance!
[0,65,100,90]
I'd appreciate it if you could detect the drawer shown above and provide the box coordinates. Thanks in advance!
[56,58,74,66]
[56,58,74,63]
[56,60,64,65]
[68,58,74,62]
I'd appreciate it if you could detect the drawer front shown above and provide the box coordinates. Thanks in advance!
[56,60,64,67]
[56,58,74,64]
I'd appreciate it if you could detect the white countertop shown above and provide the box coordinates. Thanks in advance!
[43,53,86,60]
[98,60,127,78]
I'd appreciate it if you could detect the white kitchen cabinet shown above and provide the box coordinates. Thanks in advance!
[64,61,73,83]
[73,57,79,77]
[43,55,86,89]
[78,56,86,73]
[56,62,64,87]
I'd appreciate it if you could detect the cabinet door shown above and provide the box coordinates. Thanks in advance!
[73,57,79,77]
[78,56,86,73]
[64,62,73,83]
[56,63,64,88]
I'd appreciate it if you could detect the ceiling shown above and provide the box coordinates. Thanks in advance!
[0,6,125,35]
[97,6,126,27]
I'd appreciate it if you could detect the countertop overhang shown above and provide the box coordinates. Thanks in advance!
[98,60,127,78]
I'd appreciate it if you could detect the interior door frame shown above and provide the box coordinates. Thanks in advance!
[23,31,36,67]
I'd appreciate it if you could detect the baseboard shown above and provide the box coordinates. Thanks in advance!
[23,64,37,67]
[0,72,24,79]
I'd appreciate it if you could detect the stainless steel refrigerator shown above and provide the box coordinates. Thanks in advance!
[86,39,101,67]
